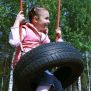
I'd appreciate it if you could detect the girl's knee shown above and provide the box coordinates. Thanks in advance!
[36,85,51,91]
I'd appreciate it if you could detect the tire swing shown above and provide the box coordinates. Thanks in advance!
[14,42,84,90]
[13,0,84,91]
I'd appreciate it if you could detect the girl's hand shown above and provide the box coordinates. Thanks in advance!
[16,11,25,23]
[56,27,62,39]
[12,11,25,27]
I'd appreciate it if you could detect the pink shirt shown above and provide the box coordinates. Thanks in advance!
[21,23,50,52]
[9,23,50,48]
[9,23,50,66]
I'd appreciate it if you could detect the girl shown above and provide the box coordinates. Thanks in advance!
[9,6,63,91]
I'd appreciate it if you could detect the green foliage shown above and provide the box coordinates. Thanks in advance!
[0,0,19,44]
[0,0,91,51]
[61,0,91,51]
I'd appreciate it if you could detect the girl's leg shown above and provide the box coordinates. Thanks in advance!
[36,85,51,91]
[36,71,53,91]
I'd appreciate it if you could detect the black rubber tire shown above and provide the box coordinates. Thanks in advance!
[13,42,84,91]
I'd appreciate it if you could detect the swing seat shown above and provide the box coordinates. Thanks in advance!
[13,42,84,91]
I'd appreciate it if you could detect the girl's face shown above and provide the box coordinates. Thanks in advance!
[35,10,50,31]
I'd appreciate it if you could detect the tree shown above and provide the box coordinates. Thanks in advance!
[0,0,19,44]
[61,0,91,51]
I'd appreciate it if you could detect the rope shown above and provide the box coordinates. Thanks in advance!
[19,0,36,51]
[19,0,24,51]
[8,1,23,91]
[56,0,61,41]
[20,0,23,11]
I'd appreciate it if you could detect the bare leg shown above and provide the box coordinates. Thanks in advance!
[36,85,51,91]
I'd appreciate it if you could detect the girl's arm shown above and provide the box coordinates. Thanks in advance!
[9,27,26,47]
[9,11,26,47]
